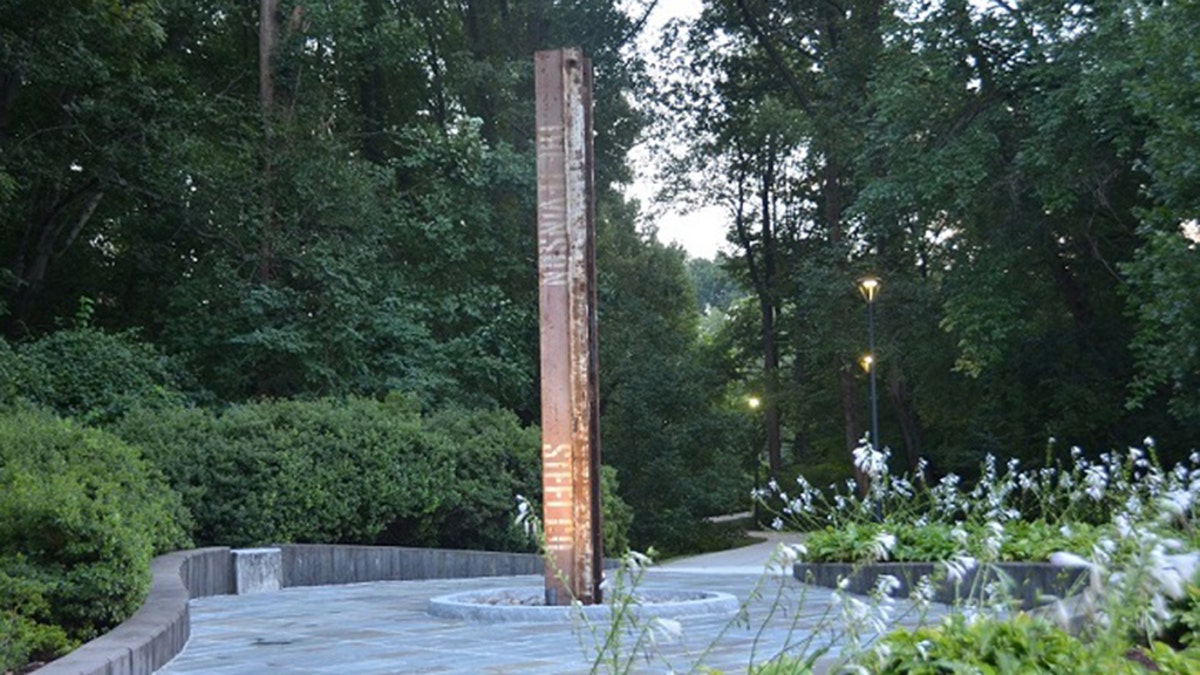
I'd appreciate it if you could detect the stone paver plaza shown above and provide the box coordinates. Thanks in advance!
[157,540,950,674]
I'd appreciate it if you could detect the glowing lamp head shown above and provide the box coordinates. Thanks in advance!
[860,354,874,373]
[858,277,881,303]
[747,396,761,410]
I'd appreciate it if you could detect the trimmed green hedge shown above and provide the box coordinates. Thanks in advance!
[378,405,542,551]
[0,407,190,671]
[117,397,632,554]
[116,397,445,547]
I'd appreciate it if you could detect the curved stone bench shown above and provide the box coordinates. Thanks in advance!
[37,545,548,675]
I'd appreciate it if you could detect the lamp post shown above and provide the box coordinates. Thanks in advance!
[747,395,762,522]
[858,277,880,453]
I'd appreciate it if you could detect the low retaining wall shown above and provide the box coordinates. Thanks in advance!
[37,548,233,675]
[37,545,548,675]
[281,544,544,587]
[793,561,1087,610]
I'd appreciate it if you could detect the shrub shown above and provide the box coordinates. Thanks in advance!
[801,519,1108,563]
[380,405,540,551]
[383,404,634,554]
[1,327,195,424]
[117,397,446,547]
[600,465,634,555]
[866,614,1088,673]
[0,407,190,670]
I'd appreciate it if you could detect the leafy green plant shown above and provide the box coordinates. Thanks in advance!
[1,326,196,424]
[0,407,190,670]
[996,520,1105,563]
[116,397,446,547]
[379,404,539,551]
[866,614,1088,673]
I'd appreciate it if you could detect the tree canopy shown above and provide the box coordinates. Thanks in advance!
[1,0,1196,554]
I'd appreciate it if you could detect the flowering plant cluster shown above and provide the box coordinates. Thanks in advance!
[755,438,1200,672]
[758,440,1199,566]
[554,439,1200,672]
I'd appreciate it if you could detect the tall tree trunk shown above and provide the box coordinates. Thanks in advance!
[824,157,869,493]
[258,0,280,285]
[760,150,783,478]
[732,149,783,480]
[887,369,924,476]
[7,183,103,336]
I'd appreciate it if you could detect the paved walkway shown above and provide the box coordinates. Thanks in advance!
[157,535,949,674]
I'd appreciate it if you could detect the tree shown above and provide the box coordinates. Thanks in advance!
[597,196,749,551]
[0,0,171,335]
[658,0,888,480]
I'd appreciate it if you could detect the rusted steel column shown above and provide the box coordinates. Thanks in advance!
[535,47,602,606]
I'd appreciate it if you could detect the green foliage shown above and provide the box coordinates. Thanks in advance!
[0,605,72,673]
[0,407,190,668]
[1122,227,1200,427]
[117,397,599,553]
[1160,582,1200,651]
[868,615,1088,674]
[383,404,542,552]
[801,520,1105,564]
[116,397,445,547]
[597,200,751,554]
[999,520,1104,565]
[0,326,195,424]
[862,614,1200,675]
[599,465,633,555]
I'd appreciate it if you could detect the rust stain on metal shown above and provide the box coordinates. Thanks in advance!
[535,47,602,606]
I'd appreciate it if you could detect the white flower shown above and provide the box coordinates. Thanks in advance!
[771,542,807,571]
[1159,490,1193,522]
[942,555,977,584]
[915,638,934,661]
[872,532,896,562]
[1049,551,1091,568]
[982,521,1005,559]
[1114,514,1132,538]
[1154,552,1200,600]
[648,617,683,645]
[1144,436,1156,449]
[875,574,902,597]
[951,527,969,546]
[514,495,540,538]
[771,517,784,531]
[1085,464,1108,501]
[910,575,936,608]
[623,550,654,572]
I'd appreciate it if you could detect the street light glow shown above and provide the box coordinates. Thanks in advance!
[747,396,761,409]
[860,354,874,372]
[858,276,881,303]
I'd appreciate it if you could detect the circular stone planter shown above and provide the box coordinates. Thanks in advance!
[428,587,739,623]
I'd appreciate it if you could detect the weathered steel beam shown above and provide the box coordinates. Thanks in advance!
[534,47,602,606]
